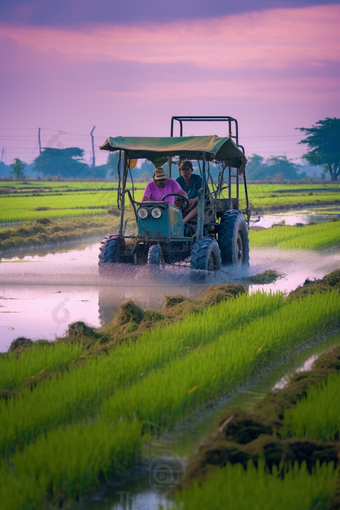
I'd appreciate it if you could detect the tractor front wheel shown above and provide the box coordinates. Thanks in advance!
[190,238,221,275]
[147,244,161,265]
[98,235,124,274]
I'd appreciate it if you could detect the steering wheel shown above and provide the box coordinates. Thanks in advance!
[162,193,190,212]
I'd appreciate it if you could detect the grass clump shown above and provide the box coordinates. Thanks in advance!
[242,270,284,285]
[102,283,246,345]
[287,269,340,301]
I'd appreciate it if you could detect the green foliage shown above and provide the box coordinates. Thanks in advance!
[249,220,340,250]
[284,371,340,442]
[0,162,12,178]
[246,154,302,180]
[33,147,90,178]
[10,158,26,180]
[298,117,340,181]
[106,151,120,177]
[169,461,338,510]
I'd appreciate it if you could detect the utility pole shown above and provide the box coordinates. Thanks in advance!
[38,128,41,155]
[1,147,4,163]
[90,126,96,168]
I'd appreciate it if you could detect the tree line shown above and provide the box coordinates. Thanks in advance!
[1,117,339,181]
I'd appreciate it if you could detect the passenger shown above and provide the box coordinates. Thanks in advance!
[176,161,202,225]
[142,167,187,205]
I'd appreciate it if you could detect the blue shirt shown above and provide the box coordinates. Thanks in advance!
[176,174,202,199]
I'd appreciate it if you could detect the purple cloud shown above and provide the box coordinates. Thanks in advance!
[1,0,340,26]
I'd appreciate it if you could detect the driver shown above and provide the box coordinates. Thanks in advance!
[142,167,187,205]
[176,161,202,225]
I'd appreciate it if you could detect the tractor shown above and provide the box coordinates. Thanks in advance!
[98,116,250,276]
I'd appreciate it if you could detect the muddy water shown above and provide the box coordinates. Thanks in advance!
[1,226,340,352]
[254,206,340,228]
[74,330,340,510]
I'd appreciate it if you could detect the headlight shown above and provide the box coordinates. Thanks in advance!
[137,207,148,219]
[151,207,162,219]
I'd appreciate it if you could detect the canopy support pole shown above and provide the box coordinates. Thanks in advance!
[119,151,127,236]
[196,151,206,239]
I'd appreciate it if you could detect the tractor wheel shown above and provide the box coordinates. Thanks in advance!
[218,211,249,266]
[98,235,124,274]
[190,238,221,274]
[147,244,161,265]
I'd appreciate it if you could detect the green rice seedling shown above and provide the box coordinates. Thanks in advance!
[0,470,46,510]
[0,181,147,191]
[0,342,84,391]
[247,183,340,208]
[249,220,340,250]
[1,181,339,223]
[0,190,144,223]
[251,193,340,208]
[2,292,339,510]
[100,292,340,431]
[0,420,142,510]
[168,461,338,510]
[284,372,340,442]
[0,292,284,456]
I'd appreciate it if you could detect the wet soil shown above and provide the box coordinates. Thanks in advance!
[0,215,122,253]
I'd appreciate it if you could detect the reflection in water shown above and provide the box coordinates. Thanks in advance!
[0,285,100,352]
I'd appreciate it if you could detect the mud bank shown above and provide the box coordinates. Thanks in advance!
[6,282,246,359]
[0,215,122,254]
[183,345,340,507]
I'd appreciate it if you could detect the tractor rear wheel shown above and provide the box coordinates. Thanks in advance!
[218,211,249,266]
[190,238,221,273]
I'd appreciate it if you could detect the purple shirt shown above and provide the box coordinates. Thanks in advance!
[143,179,183,205]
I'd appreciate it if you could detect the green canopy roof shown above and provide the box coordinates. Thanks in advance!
[100,135,246,173]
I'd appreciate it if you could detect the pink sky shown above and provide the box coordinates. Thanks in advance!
[1,3,340,166]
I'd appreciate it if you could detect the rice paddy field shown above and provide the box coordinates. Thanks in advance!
[0,181,339,224]
[249,219,340,250]
[0,180,340,509]
[0,284,340,509]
